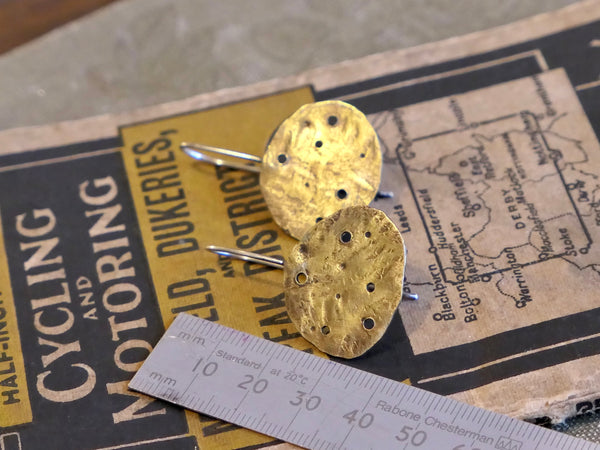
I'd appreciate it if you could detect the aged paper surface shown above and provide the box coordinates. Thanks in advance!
[1,1,600,448]
[377,69,600,351]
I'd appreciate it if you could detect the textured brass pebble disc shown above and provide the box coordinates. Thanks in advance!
[283,206,406,359]
[261,101,381,240]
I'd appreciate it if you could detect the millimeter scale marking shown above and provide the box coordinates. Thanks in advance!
[130,313,599,450]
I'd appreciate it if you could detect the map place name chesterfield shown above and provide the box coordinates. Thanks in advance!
[374,69,600,355]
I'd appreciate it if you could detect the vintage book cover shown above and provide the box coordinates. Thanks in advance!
[1,1,600,448]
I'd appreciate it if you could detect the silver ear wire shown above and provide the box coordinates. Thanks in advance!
[181,142,262,173]
[206,245,283,269]
[205,245,418,301]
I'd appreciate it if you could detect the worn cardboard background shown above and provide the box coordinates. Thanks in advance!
[0,0,580,131]
[1,1,600,448]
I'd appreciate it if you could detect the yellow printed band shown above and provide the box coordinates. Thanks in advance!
[120,88,329,448]
[0,211,33,427]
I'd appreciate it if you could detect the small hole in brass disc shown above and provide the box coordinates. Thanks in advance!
[365,231,371,238]
[315,140,323,148]
[328,115,338,126]
[366,282,375,293]
[277,154,287,163]
[315,217,323,223]
[340,231,352,243]
[305,182,309,187]
[335,293,341,299]
[295,272,308,285]
[336,189,347,200]
[362,318,375,330]
[321,325,331,335]
[360,153,366,158]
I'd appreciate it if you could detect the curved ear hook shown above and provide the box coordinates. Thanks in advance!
[205,245,418,301]
[206,245,284,269]
[181,142,262,173]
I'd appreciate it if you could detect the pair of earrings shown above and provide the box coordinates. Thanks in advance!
[182,101,416,359]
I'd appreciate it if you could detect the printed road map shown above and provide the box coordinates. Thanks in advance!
[374,70,600,354]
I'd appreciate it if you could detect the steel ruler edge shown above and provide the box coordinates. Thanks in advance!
[129,313,598,450]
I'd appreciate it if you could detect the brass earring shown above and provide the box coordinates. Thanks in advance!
[207,206,417,359]
[181,100,382,239]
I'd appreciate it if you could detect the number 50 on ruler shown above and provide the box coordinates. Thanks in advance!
[130,314,598,450]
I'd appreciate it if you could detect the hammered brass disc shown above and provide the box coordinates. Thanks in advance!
[261,101,381,239]
[283,206,406,359]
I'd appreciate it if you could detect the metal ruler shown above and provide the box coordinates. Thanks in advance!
[130,314,599,450]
